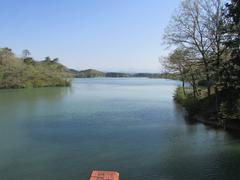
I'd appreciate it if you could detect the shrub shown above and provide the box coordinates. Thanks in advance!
[174,87,201,116]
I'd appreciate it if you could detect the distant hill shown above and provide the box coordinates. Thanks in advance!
[70,69,105,78]
[70,68,179,80]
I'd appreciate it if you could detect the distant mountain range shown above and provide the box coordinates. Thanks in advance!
[69,69,179,79]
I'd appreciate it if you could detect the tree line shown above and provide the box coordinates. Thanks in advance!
[0,48,72,89]
[162,0,240,127]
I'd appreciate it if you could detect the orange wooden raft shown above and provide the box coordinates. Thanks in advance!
[89,170,119,180]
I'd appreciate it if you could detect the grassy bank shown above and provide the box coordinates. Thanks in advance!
[174,87,240,130]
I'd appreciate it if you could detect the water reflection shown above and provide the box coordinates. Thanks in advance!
[0,86,71,103]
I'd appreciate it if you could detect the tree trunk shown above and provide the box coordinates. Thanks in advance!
[191,74,197,99]
[215,86,219,114]
[203,59,211,97]
[207,85,211,97]
[182,79,186,95]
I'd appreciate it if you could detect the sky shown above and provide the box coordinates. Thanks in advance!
[1,0,180,73]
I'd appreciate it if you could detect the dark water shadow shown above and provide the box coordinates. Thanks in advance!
[173,101,240,141]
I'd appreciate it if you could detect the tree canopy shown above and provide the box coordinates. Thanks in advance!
[162,0,240,127]
[0,48,72,89]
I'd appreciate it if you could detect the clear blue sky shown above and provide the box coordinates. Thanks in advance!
[1,0,180,72]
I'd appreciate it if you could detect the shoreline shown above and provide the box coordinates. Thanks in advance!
[192,114,240,131]
[174,87,240,132]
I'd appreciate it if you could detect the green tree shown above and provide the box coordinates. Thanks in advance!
[220,0,240,92]
[217,0,240,125]
[52,58,59,63]
[44,56,51,62]
[22,49,31,58]
[162,48,202,98]
[164,0,225,97]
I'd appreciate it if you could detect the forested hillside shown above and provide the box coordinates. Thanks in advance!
[0,48,72,89]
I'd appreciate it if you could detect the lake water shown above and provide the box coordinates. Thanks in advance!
[1,78,240,180]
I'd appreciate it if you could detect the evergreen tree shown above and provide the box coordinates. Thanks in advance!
[221,0,240,93]
[218,0,240,125]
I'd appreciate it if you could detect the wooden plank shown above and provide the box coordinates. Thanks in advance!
[89,170,119,180]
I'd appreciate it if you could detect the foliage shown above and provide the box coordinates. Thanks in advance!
[0,48,72,89]
[217,0,240,124]
[163,0,240,127]
[220,0,240,92]
[174,87,200,116]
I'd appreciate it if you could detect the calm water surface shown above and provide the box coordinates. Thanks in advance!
[1,78,240,180]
